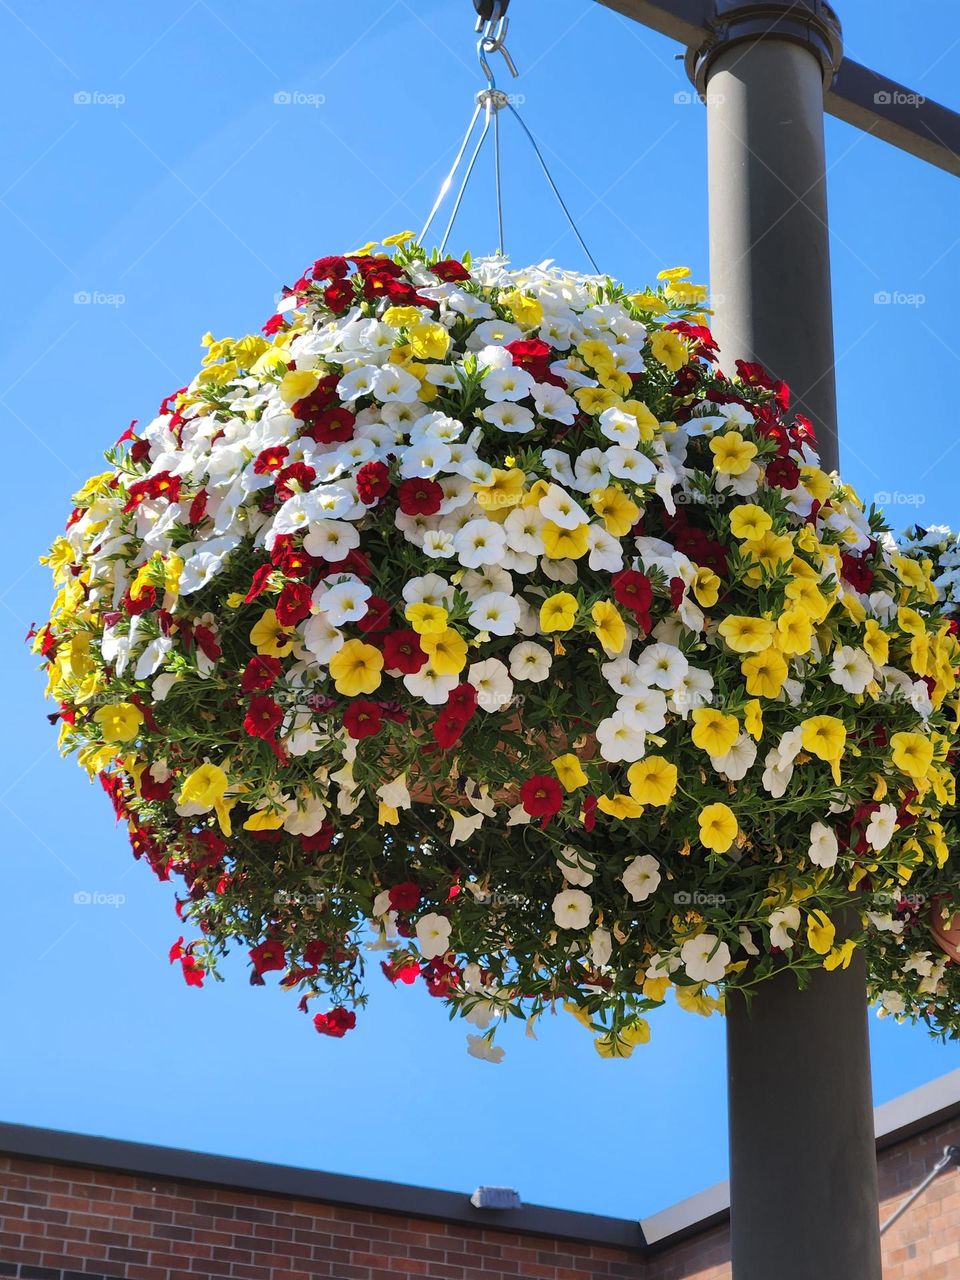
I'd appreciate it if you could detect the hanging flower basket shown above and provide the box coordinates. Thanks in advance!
[37,235,960,1057]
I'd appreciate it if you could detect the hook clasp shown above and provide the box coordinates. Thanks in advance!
[477,15,519,83]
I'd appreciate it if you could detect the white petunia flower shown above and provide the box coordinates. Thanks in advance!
[469,591,520,637]
[556,845,595,886]
[531,382,577,423]
[468,658,514,712]
[598,407,640,449]
[302,519,361,563]
[422,529,456,558]
[605,447,656,485]
[865,803,898,852]
[399,439,452,479]
[312,575,370,626]
[466,1034,505,1064]
[509,640,552,682]
[573,448,611,493]
[483,365,535,402]
[416,912,452,959]
[808,820,839,868]
[504,506,545,555]
[768,906,801,950]
[301,613,344,663]
[680,934,730,984]
[589,928,613,968]
[540,449,577,487]
[552,888,593,930]
[830,645,874,695]
[587,524,624,573]
[616,687,668,733]
[539,484,588,530]
[635,642,689,691]
[403,668,460,704]
[622,855,661,903]
[710,733,757,781]
[454,519,507,568]
[372,364,421,403]
[403,573,454,608]
[595,712,647,763]
[481,402,536,434]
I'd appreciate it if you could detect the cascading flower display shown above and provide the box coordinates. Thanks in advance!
[37,234,960,1057]
[860,523,960,1037]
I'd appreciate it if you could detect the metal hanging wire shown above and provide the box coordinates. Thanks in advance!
[417,3,600,272]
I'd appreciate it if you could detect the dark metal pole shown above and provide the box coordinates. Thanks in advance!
[688,0,843,471]
[688,6,883,1278]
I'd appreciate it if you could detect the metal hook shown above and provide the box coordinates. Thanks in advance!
[478,16,519,84]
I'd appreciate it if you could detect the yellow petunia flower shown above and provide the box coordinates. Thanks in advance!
[744,699,764,741]
[698,803,739,853]
[729,504,772,541]
[889,731,934,780]
[404,603,449,635]
[741,649,788,699]
[540,592,579,633]
[824,938,856,971]
[591,600,627,656]
[627,755,678,807]
[709,431,757,476]
[743,530,794,571]
[775,607,813,656]
[552,753,588,793]
[575,386,621,416]
[594,1020,651,1058]
[407,321,450,361]
[178,762,234,836]
[801,715,847,767]
[806,910,836,955]
[250,609,296,658]
[501,289,543,330]
[328,640,384,695]
[93,702,144,745]
[597,793,644,819]
[691,708,740,758]
[420,628,468,677]
[863,619,890,666]
[542,520,590,560]
[649,330,688,372]
[278,368,320,405]
[591,487,640,537]
[717,614,775,653]
[691,566,721,608]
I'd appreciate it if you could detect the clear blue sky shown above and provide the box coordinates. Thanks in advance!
[1,0,957,1221]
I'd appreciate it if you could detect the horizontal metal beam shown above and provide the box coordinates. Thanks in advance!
[827,59,960,178]
[594,0,960,178]
[593,0,711,46]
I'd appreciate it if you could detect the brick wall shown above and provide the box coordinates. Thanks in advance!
[0,1114,958,1280]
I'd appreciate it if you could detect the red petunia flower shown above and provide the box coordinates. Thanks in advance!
[356,460,391,505]
[241,655,281,694]
[381,958,421,985]
[343,700,383,740]
[302,939,327,967]
[276,580,313,627]
[765,455,801,489]
[323,279,354,313]
[188,489,209,525]
[250,940,287,975]
[244,695,284,741]
[430,258,471,282]
[398,477,444,517]
[123,471,182,513]
[254,445,290,475]
[302,821,335,854]
[520,774,564,818]
[388,882,421,912]
[382,629,427,675]
[612,569,653,617]
[312,255,349,281]
[313,1007,357,1037]
[274,462,316,501]
[302,407,356,445]
[356,595,393,634]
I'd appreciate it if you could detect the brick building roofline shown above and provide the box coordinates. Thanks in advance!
[1,1068,958,1256]
[642,1068,960,1248]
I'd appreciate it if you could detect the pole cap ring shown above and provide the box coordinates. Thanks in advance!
[686,1,844,91]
